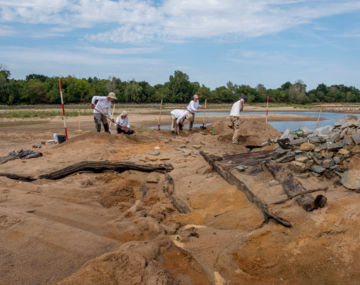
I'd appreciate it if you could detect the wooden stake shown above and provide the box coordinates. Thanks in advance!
[158,99,163,130]
[78,112,81,131]
[265,96,269,124]
[315,107,322,129]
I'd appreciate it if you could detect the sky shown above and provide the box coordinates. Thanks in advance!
[0,0,360,90]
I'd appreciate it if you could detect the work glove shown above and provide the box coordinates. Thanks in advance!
[110,118,115,123]
[91,103,95,109]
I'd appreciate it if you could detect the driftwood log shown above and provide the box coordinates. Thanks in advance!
[200,151,292,228]
[39,161,174,180]
[0,173,36,182]
[163,173,190,214]
[265,161,327,211]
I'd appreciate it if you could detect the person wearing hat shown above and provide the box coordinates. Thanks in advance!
[186,94,205,131]
[229,96,245,144]
[116,111,134,135]
[170,109,189,135]
[91,92,117,133]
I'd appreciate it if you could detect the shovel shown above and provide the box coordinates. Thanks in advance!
[200,99,207,130]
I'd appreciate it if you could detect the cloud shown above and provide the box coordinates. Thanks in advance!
[336,32,360,38]
[0,25,15,36]
[1,0,360,42]
[80,46,161,55]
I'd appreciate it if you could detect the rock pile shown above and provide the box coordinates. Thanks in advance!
[273,116,360,190]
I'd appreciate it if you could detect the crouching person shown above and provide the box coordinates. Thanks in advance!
[91,92,117,133]
[116,111,134,135]
[170,109,188,135]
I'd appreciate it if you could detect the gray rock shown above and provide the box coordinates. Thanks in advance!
[322,159,334,169]
[313,125,333,137]
[344,136,353,145]
[340,120,360,129]
[309,136,326,144]
[200,141,205,145]
[311,154,322,165]
[294,150,304,155]
[341,170,360,190]
[327,142,344,151]
[330,165,346,172]
[352,133,360,145]
[305,159,314,170]
[290,138,307,146]
[275,151,295,163]
[329,132,341,143]
[192,145,201,149]
[333,156,341,164]
[235,165,248,172]
[299,126,313,135]
[290,161,306,173]
[295,155,308,163]
[179,144,187,148]
[311,165,326,174]
[274,148,287,155]
[323,152,334,159]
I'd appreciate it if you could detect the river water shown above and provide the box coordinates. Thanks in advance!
[151,112,360,132]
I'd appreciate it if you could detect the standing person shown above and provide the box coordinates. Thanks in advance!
[91,92,116,133]
[229,96,245,144]
[116,111,134,135]
[170,109,188,135]
[186,94,205,131]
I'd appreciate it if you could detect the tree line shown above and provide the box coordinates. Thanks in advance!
[1,65,360,105]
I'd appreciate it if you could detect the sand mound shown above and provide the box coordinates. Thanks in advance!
[211,118,281,145]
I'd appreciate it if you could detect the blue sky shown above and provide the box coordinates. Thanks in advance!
[0,0,360,90]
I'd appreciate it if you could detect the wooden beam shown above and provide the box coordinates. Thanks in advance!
[265,161,327,211]
[200,151,292,228]
[39,161,174,180]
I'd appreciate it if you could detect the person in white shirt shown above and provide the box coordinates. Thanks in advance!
[116,111,134,135]
[91,92,116,133]
[186,94,205,131]
[170,109,188,135]
[229,96,245,144]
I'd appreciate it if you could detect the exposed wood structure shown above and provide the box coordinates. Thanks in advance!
[200,151,292,228]
[39,161,174,180]
[222,150,281,167]
[0,173,36,182]
[265,161,327,211]
[163,173,190,214]
[272,187,328,205]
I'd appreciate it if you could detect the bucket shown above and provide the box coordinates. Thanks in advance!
[57,135,67,144]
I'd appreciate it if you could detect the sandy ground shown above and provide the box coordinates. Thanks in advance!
[1,111,360,284]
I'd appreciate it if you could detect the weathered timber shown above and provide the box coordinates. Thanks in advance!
[0,173,36,182]
[265,161,327,211]
[222,150,281,168]
[200,151,292,228]
[0,155,17,165]
[39,161,174,180]
[272,187,328,205]
[163,173,190,214]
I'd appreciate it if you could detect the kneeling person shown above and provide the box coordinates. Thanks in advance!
[116,111,134,135]
[170,109,188,135]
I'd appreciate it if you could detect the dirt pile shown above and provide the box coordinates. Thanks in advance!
[212,118,281,145]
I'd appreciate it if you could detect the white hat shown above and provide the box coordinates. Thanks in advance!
[107,92,117,100]
[120,111,128,116]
